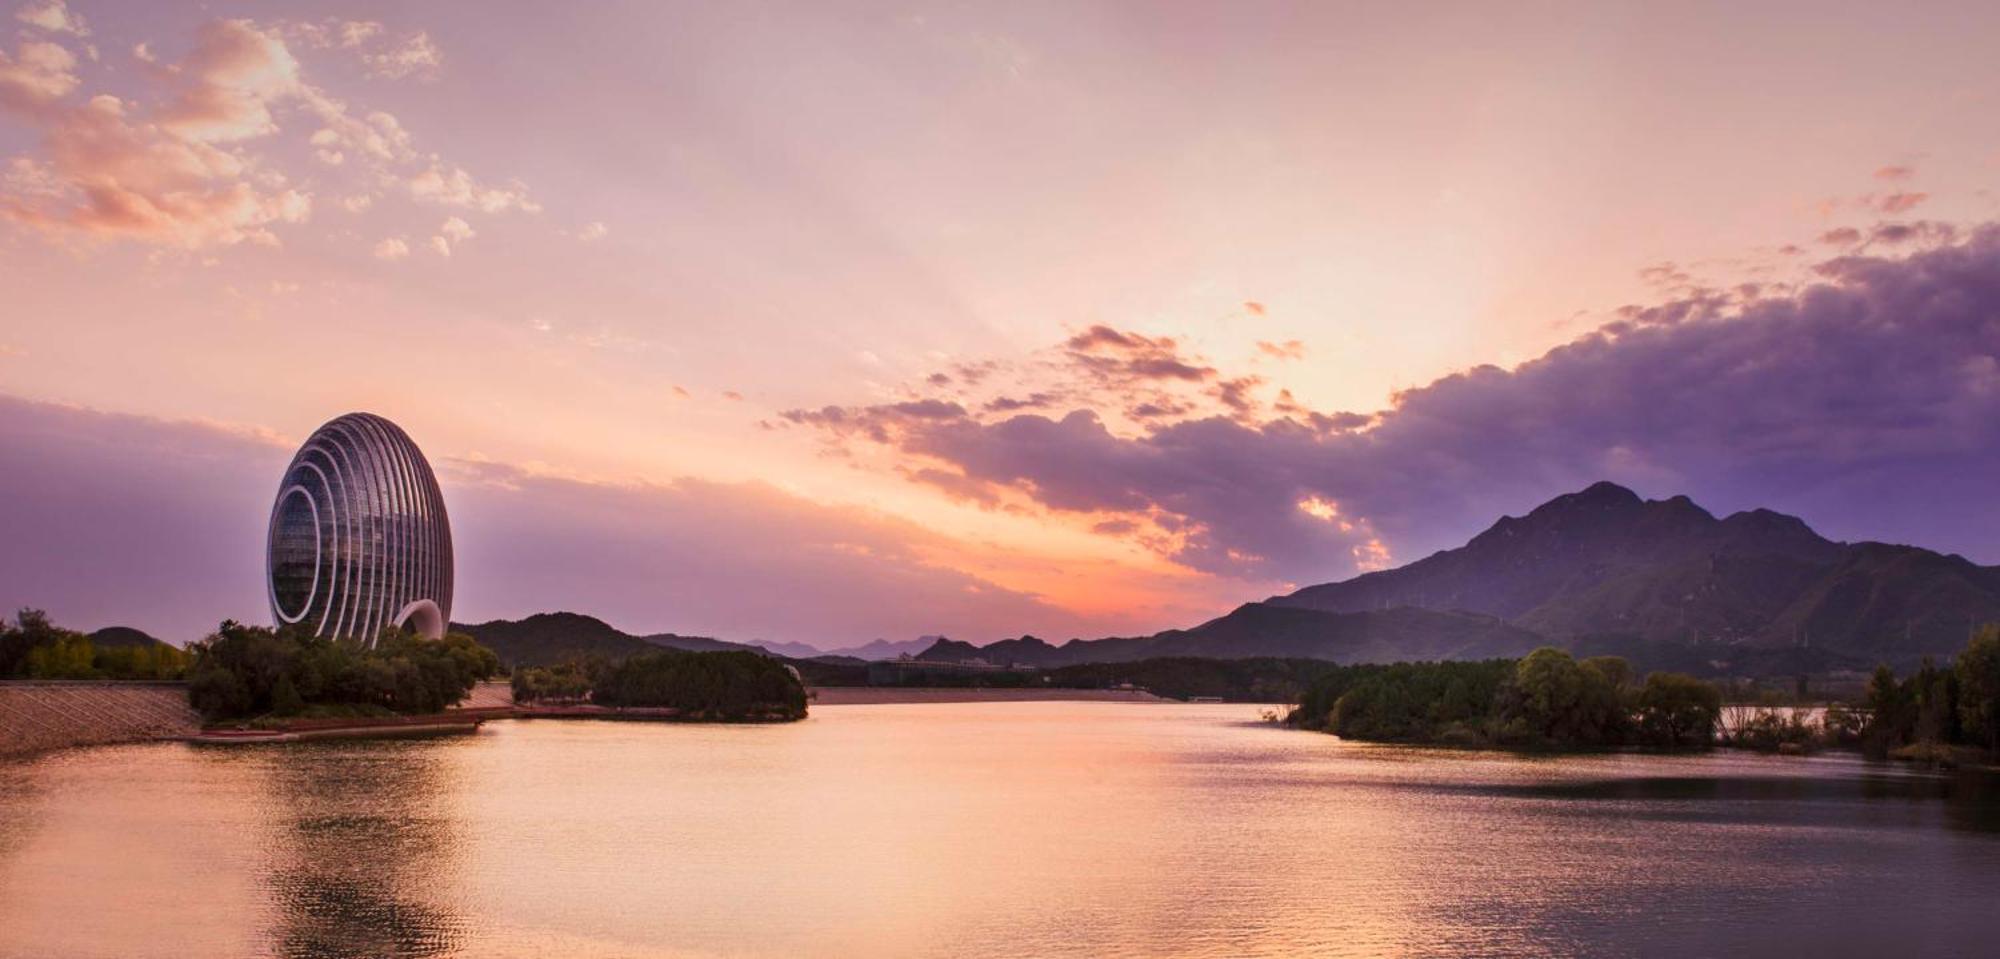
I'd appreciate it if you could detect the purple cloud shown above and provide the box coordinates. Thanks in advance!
[789,226,2000,585]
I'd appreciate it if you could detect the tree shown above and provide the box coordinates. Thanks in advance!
[1864,664,1912,751]
[1635,672,1722,749]
[1912,657,1961,745]
[1496,648,1628,747]
[3,608,99,679]
[1956,625,2000,750]
[1581,656,1634,692]
[269,673,306,716]
[25,633,97,679]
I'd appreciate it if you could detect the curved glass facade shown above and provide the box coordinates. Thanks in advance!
[265,413,454,644]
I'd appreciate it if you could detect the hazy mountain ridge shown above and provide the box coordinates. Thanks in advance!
[907,605,1540,669]
[757,636,942,660]
[455,613,932,669]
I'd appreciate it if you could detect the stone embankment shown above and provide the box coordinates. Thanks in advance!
[0,681,200,758]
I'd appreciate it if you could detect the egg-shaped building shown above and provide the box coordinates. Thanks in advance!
[265,413,454,644]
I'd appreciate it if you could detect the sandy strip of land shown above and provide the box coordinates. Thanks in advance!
[808,687,1165,705]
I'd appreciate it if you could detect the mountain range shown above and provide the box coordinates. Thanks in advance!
[747,636,940,660]
[453,482,2000,677]
[914,482,2000,674]
[452,614,949,667]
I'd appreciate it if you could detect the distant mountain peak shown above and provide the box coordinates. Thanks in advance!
[1267,481,1997,667]
[1573,479,1642,503]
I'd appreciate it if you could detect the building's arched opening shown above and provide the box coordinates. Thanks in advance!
[393,599,446,641]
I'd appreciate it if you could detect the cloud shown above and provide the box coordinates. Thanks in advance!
[577,220,608,241]
[1867,220,1955,247]
[1818,226,1862,246]
[407,160,538,212]
[159,19,302,144]
[0,394,1092,645]
[1,89,313,246]
[284,19,439,80]
[373,236,409,259]
[787,227,2000,584]
[1874,191,1928,214]
[0,19,308,244]
[430,214,473,253]
[362,31,441,80]
[1256,339,1306,360]
[0,395,289,641]
[984,392,1057,413]
[1874,164,1915,181]
[1064,324,1215,383]
[15,0,85,37]
[336,20,383,48]
[0,39,79,108]
[0,13,533,248]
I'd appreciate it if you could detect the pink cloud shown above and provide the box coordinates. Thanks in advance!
[159,20,301,144]
[0,13,533,248]
[363,31,442,80]
[15,0,86,38]
[1875,191,1928,214]
[407,160,537,213]
[0,39,79,108]
[1064,325,1215,383]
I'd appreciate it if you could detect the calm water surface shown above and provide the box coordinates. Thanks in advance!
[4,702,2000,958]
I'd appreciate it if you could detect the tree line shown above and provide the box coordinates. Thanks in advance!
[185,621,501,722]
[1288,648,1723,751]
[1858,625,2000,761]
[513,649,807,721]
[0,609,190,680]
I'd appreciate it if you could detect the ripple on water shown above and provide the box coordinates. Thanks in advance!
[2,703,1999,959]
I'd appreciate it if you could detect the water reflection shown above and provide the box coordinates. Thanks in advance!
[0,762,45,863]
[251,742,469,959]
[1361,759,2000,833]
[6,705,2000,959]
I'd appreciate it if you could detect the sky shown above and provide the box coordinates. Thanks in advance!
[3,0,2000,646]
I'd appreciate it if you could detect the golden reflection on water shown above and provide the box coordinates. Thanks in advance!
[5,702,2000,958]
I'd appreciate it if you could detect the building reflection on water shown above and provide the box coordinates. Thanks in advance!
[257,740,470,959]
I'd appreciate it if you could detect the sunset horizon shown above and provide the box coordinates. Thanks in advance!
[9,5,2000,958]
[8,1,2000,647]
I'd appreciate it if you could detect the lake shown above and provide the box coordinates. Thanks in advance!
[3,701,1999,958]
